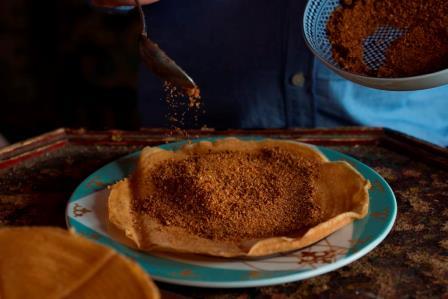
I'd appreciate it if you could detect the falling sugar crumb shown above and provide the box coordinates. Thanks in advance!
[163,81,204,138]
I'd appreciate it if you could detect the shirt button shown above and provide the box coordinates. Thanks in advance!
[290,72,305,87]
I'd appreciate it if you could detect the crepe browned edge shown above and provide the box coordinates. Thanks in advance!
[108,138,370,258]
[0,227,160,299]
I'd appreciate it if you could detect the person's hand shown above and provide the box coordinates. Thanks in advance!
[92,0,159,8]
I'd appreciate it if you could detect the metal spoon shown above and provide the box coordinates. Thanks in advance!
[134,0,197,91]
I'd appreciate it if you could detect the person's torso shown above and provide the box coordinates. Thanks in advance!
[138,0,448,146]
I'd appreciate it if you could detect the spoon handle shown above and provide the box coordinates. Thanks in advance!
[133,0,197,91]
[134,0,147,37]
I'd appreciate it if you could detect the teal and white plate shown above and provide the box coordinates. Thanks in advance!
[66,137,396,288]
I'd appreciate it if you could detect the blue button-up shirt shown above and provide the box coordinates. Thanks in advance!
[117,0,448,146]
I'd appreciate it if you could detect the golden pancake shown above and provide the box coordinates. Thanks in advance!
[0,227,160,299]
[108,138,370,257]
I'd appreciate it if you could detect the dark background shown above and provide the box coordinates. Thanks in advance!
[1,1,141,143]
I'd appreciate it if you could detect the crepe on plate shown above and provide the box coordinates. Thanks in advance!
[108,138,370,257]
[0,227,160,299]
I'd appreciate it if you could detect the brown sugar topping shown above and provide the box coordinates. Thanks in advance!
[327,0,448,77]
[132,147,323,241]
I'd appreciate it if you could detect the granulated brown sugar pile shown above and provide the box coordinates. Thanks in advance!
[327,0,448,77]
[108,139,371,257]
[132,147,322,241]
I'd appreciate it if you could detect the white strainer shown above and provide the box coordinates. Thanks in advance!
[303,0,448,91]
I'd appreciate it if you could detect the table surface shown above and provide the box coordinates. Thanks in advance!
[0,128,447,298]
